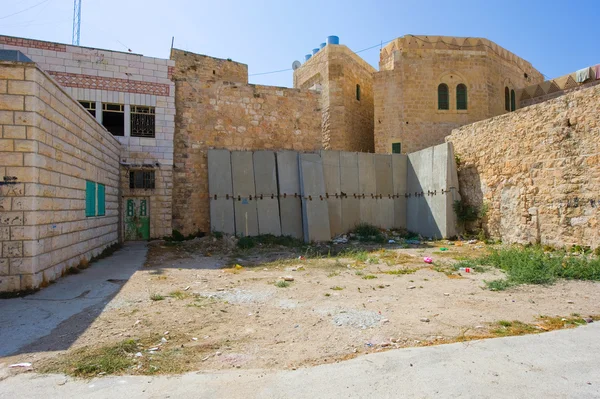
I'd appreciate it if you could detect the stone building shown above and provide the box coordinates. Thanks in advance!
[293,44,376,152]
[373,35,544,154]
[0,35,176,241]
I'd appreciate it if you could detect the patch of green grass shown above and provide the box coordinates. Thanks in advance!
[169,290,188,300]
[237,234,304,250]
[355,270,364,276]
[330,286,344,291]
[362,274,377,280]
[384,268,417,275]
[327,271,341,278]
[352,223,386,243]
[41,339,138,377]
[498,320,512,327]
[339,249,369,262]
[150,293,165,301]
[490,320,538,337]
[274,280,290,288]
[483,246,600,290]
[324,293,331,297]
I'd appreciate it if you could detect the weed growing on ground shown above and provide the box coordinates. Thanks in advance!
[352,223,386,243]
[384,268,417,275]
[327,271,341,278]
[339,249,369,262]
[330,286,344,291]
[274,280,290,288]
[169,290,188,300]
[150,294,165,301]
[237,234,304,250]
[355,270,364,276]
[362,274,377,280]
[483,246,600,290]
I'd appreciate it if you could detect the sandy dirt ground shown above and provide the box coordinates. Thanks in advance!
[5,237,600,374]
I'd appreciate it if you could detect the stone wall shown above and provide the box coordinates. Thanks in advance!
[0,35,176,238]
[447,84,600,249]
[172,51,323,234]
[170,49,248,84]
[294,45,376,152]
[0,61,121,292]
[517,68,600,108]
[374,36,543,154]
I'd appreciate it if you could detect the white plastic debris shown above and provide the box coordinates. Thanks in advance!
[9,363,32,368]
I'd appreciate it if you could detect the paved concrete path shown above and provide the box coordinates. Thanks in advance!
[0,242,147,357]
[1,322,598,398]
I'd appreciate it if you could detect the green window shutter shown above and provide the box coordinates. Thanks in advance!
[85,181,96,217]
[438,84,449,110]
[510,89,516,111]
[392,143,401,154]
[456,84,467,110]
[504,87,510,111]
[97,184,105,216]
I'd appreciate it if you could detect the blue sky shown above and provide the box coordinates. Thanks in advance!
[1,0,598,87]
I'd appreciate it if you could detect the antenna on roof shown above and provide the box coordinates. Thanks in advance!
[72,0,82,46]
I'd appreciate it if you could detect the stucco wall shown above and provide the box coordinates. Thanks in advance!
[172,51,323,234]
[0,62,121,292]
[447,83,600,249]
[374,36,543,154]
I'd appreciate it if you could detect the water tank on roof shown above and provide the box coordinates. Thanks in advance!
[312,48,320,55]
[327,36,339,45]
[319,43,326,49]
[305,54,312,61]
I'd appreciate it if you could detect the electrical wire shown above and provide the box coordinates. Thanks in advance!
[0,0,52,20]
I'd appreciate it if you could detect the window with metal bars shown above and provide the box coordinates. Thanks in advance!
[79,101,96,117]
[438,84,449,110]
[392,142,401,154]
[456,84,467,110]
[131,106,156,138]
[129,170,156,189]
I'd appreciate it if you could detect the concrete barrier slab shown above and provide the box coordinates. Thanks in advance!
[392,154,407,229]
[375,154,394,229]
[231,151,258,237]
[299,153,331,242]
[358,153,376,227]
[253,151,281,236]
[321,150,343,236]
[208,149,235,235]
[276,151,303,239]
[340,151,360,233]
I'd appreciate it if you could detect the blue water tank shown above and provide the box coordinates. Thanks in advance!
[320,42,326,49]
[305,54,312,61]
[327,36,339,45]
[312,48,319,55]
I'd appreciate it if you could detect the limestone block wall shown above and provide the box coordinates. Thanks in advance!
[0,35,176,238]
[294,45,376,152]
[173,79,322,234]
[447,84,600,249]
[170,49,248,84]
[0,61,120,292]
[374,36,543,154]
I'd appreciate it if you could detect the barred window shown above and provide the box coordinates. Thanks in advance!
[129,170,155,189]
[456,84,467,110]
[438,84,449,110]
[79,101,96,117]
[131,106,155,138]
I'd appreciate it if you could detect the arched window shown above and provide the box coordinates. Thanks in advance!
[505,87,510,111]
[456,84,467,110]
[510,89,516,111]
[438,84,449,110]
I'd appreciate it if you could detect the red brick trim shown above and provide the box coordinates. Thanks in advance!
[47,71,170,96]
[168,66,175,80]
[0,36,66,52]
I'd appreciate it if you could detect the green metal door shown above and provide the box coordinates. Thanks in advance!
[124,197,150,240]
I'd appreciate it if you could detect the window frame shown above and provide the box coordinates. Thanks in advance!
[102,103,125,136]
[130,105,156,138]
[129,170,156,190]
[392,142,401,154]
[437,83,449,110]
[504,87,510,111]
[510,89,516,112]
[456,84,468,110]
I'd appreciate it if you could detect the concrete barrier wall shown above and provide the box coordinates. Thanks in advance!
[207,144,457,242]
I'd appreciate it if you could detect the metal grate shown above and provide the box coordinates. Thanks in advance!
[392,143,401,154]
[438,84,449,110]
[131,105,155,138]
[129,170,155,189]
